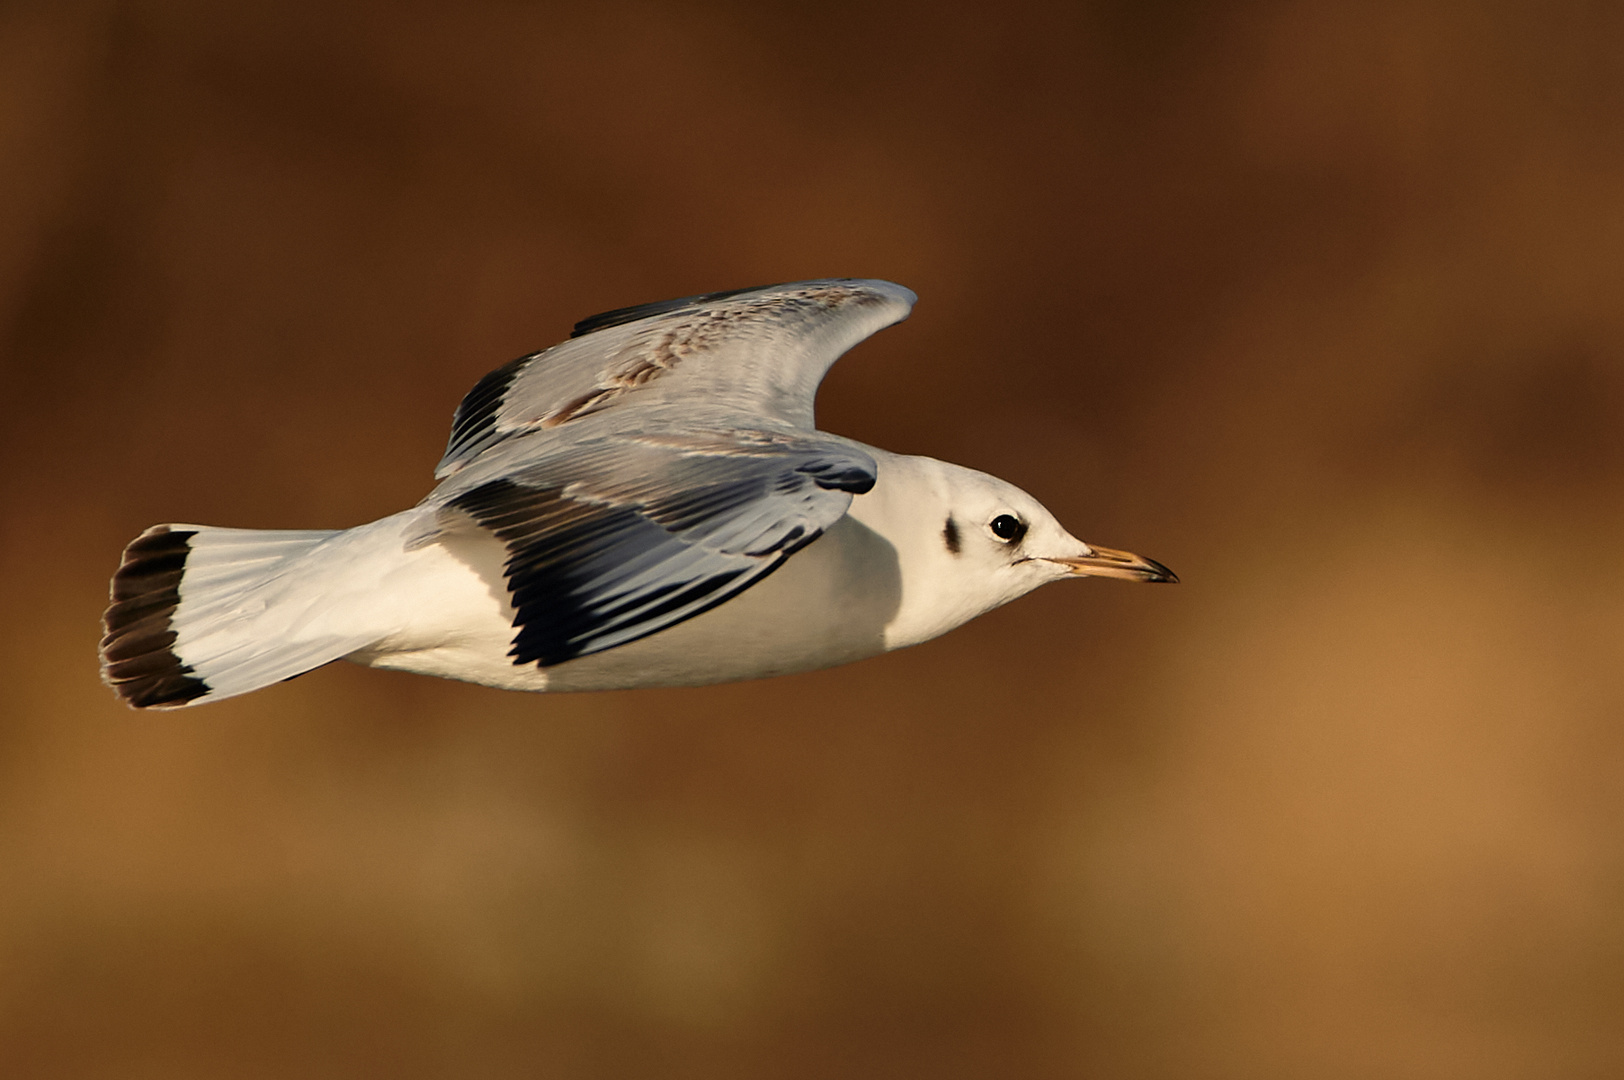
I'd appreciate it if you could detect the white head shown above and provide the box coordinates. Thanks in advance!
[849,453,1176,650]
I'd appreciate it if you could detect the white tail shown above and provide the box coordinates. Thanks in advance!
[100,524,377,709]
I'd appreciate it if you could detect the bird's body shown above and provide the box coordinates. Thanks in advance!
[100,280,1173,709]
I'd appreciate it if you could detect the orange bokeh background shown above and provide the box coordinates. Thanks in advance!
[3,3,1622,1077]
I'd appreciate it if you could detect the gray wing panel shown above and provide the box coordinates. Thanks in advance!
[435,431,876,668]
[436,279,914,477]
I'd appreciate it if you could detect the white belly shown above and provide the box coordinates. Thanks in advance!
[347,514,905,692]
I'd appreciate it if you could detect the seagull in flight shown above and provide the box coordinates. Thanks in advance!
[100,280,1175,709]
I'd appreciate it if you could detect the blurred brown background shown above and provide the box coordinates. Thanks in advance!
[3,1,1623,1077]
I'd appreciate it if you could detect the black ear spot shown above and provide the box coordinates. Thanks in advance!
[990,514,1026,543]
[943,515,961,555]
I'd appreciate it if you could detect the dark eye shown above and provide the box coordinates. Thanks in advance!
[990,514,1026,542]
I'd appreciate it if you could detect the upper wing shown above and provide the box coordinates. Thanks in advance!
[435,279,915,478]
[426,428,877,668]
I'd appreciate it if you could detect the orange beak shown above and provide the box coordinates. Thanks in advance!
[1045,544,1178,583]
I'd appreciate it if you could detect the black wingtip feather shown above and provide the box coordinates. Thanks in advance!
[99,526,210,709]
[448,478,789,669]
[442,351,536,469]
